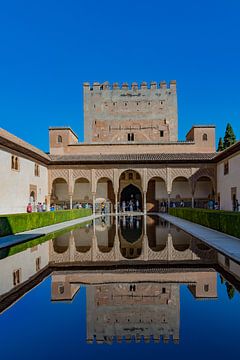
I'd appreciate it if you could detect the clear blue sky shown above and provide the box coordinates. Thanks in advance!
[0,0,239,152]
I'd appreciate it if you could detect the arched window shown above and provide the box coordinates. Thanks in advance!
[202,133,208,141]
[15,157,19,170]
[11,155,15,169]
[57,135,63,143]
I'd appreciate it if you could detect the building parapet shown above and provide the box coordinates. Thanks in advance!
[83,80,177,91]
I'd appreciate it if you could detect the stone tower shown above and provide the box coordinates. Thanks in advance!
[83,80,178,143]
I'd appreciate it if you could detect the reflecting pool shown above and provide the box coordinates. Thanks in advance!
[0,215,240,360]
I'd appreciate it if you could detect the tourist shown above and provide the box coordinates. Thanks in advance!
[50,204,55,211]
[172,202,176,208]
[136,199,139,211]
[122,201,126,212]
[129,200,133,212]
[26,203,32,213]
[42,202,47,212]
[235,199,239,212]
[101,202,105,214]
[180,200,184,207]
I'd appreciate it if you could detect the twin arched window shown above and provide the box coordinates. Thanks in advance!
[57,135,63,143]
[34,163,40,176]
[11,155,20,170]
[202,133,208,141]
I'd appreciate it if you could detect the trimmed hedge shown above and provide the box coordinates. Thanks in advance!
[0,208,92,237]
[0,219,91,259]
[169,207,240,239]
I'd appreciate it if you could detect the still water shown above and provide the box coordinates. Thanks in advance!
[0,215,240,360]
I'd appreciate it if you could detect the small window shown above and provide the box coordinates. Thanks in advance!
[11,156,20,170]
[162,287,166,294]
[57,135,62,143]
[125,102,128,106]
[58,284,65,294]
[36,257,41,271]
[148,102,151,105]
[160,130,164,137]
[15,157,19,170]
[202,133,208,141]
[127,133,134,141]
[34,164,40,177]
[204,284,209,292]
[11,155,15,169]
[224,161,229,175]
[13,269,21,286]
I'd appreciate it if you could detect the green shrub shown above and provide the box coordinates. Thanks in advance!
[0,209,92,237]
[169,208,240,239]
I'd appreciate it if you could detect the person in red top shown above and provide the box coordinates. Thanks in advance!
[27,203,33,213]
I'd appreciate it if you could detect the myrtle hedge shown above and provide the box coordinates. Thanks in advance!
[0,208,92,237]
[169,207,240,239]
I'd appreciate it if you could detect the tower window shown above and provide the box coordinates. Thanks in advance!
[160,130,164,137]
[57,135,62,143]
[127,133,134,141]
[202,133,208,141]
[204,284,209,292]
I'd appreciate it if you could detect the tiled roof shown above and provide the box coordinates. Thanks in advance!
[50,152,216,163]
[0,128,50,163]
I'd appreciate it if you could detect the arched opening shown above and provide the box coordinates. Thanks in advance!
[147,177,167,212]
[53,234,69,253]
[57,135,62,143]
[194,176,214,208]
[119,217,143,259]
[147,216,168,251]
[119,170,142,212]
[202,133,208,141]
[73,227,92,252]
[30,190,35,202]
[171,228,191,251]
[95,217,115,252]
[171,176,191,207]
[51,178,69,210]
[73,178,91,208]
[96,177,114,213]
[120,184,142,211]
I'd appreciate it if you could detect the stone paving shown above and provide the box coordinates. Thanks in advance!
[0,214,101,249]
[159,213,240,264]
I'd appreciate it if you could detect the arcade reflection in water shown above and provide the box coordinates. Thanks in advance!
[1,215,240,346]
[50,215,217,263]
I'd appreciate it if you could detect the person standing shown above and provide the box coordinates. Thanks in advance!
[27,203,32,213]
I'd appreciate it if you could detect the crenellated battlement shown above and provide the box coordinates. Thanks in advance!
[83,79,178,143]
[83,80,176,91]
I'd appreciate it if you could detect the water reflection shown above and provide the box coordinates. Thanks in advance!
[50,215,217,263]
[51,268,218,344]
[1,215,240,326]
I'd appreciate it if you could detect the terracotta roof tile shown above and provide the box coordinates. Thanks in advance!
[50,152,216,163]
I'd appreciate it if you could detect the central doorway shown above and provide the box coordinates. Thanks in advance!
[120,184,142,211]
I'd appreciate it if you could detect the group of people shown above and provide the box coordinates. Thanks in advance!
[26,202,47,213]
[121,199,140,212]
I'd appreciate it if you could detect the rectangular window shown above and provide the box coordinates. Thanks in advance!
[13,269,21,286]
[36,257,41,271]
[224,161,229,175]
[127,133,134,141]
[160,130,164,137]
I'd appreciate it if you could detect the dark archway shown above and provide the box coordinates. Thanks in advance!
[120,184,142,211]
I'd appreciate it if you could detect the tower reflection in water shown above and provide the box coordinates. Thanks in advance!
[50,215,218,344]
